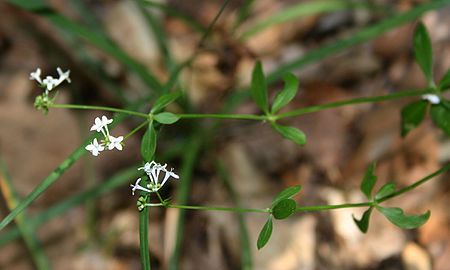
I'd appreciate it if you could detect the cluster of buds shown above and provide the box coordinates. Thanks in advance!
[85,115,124,156]
[131,161,179,195]
[30,67,71,114]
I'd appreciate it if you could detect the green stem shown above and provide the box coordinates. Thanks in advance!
[296,202,372,212]
[176,113,266,121]
[275,89,428,120]
[164,204,269,213]
[124,120,149,140]
[50,103,149,119]
[139,196,151,270]
[377,163,450,203]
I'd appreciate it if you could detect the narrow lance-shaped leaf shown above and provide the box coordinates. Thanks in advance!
[154,112,180,124]
[272,185,302,207]
[375,182,396,200]
[251,61,269,113]
[360,163,377,199]
[377,206,430,229]
[257,217,273,250]
[353,207,373,233]
[413,22,434,86]
[141,122,157,161]
[439,69,450,91]
[400,100,428,137]
[271,123,306,145]
[272,199,297,220]
[271,73,299,114]
[430,102,450,136]
[151,91,182,114]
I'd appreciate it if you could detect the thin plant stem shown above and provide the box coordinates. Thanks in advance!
[49,103,149,119]
[164,203,270,213]
[124,120,149,140]
[275,89,429,120]
[139,199,151,270]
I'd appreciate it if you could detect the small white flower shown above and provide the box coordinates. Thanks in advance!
[108,135,123,151]
[85,138,105,156]
[29,68,42,84]
[422,94,440,104]
[90,115,113,132]
[42,76,59,91]
[56,67,71,83]
[130,178,152,195]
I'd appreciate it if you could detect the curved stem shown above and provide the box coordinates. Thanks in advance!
[50,103,149,119]
[296,202,372,212]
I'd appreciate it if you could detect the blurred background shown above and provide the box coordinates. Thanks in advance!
[0,0,449,269]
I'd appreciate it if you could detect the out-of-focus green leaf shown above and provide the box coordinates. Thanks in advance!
[375,183,396,200]
[272,199,297,220]
[151,91,182,114]
[271,73,299,114]
[251,61,269,113]
[257,217,273,250]
[430,102,450,135]
[360,163,377,199]
[377,206,430,229]
[352,207,373,233]
[271,124,306,145]
[401,100,428,137]
[154,112,180,124]
[272,185,302,207]
[141,122,157,161]
[413,22,434,86]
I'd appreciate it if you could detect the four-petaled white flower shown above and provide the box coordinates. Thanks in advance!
[42,76,58,91]
[29,68,42,84]
[85,138,105,156]
[90,116,113,132]
[57,67,71,83]
[422,94,440,104]
[108,135,123,151]
[133,161,179,194]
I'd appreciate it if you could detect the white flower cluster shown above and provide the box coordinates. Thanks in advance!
[131,161,179,195]
[421,94,440,104]
[85,116,124,156]
[29,67,71,94]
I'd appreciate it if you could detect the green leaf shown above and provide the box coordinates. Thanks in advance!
[154,112,180,124]
[271,73,299,114]
[377,206,430,229]
[272,199,297,220]
[360,163,377,199]
[257,217,273,250]
[430,102,450,136]
[251,61,269,113]
[413,22,434,86]
[400,100,428,137]
[439,69,450,91]
[151,91,182,114]
[271,124,306,145]
[272,185,302,207]
[352,207,373,233]
[141,122,157,161]
[375,183,396,200]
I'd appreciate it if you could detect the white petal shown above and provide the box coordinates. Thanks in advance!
[422,94,440,104]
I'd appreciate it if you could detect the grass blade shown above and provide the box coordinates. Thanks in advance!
[267,0,450,83]
[0,159,51,270]
[240,0,375,39]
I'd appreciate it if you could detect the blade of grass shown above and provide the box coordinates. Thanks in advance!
[168,133,202,270]
[239,0,379,39]
[8,0,163,93]
[267,0,450,83]
[137,0,175,74]
[0,159,51,270]
[216,162,252,270]
[232,0,256,32]
[142,0,207,33]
